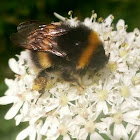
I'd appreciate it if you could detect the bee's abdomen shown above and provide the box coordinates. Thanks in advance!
[76,31,103,70]
[30,51,52,69]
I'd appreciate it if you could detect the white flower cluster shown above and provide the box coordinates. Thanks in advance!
[0,12,140,140]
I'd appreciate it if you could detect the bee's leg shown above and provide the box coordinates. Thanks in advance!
[35,88,45,104]
[61,73,84,88]
[33,67,55,90]
[37,67,54,78]
[32,68,54,104]
[61,72,76,82]
[32,76,47,91]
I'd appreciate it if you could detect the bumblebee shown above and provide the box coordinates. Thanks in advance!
[11,13,109,91]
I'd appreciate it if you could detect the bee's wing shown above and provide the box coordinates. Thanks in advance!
[11,21,68,57]
[11,21,42,47]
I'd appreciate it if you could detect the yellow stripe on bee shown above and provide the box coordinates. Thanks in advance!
[77,31,101,69]
[37,52,51,68]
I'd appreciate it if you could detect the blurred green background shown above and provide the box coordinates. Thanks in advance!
[0,0,140,139]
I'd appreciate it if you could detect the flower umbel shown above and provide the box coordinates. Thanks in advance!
[0,11,140,140]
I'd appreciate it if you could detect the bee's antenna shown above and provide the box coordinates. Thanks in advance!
[54,12,66,21]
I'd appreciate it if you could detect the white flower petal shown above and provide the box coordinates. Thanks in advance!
[22,102,29,115]
[5,102,23,120]
[40,116,59,135]
[126,124,135,134]
[101,117,114,125]
[59,106,72,119]
[40,117,52,135]
[96,101,108,115]
[5,78,14,87]
[69,125,80,138]
[78,128,88,140]
[123,110,140,125]
[134,130,140,140]
[124,110,140,118]
[90,132,104,140]
[37,133,42,140]
[45,103,59,113]
[0,96,18,105]
[29,127,36,140]
[96,122,109,132]
[63,135,71,140]
[116,19,125,30]
[15,114,23,126]
[8,58,19,74]
[16,126,30,140]
[114,124,128,140]
[73,115,86,125]
[104,15,114,27]
[124,118,140,125]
